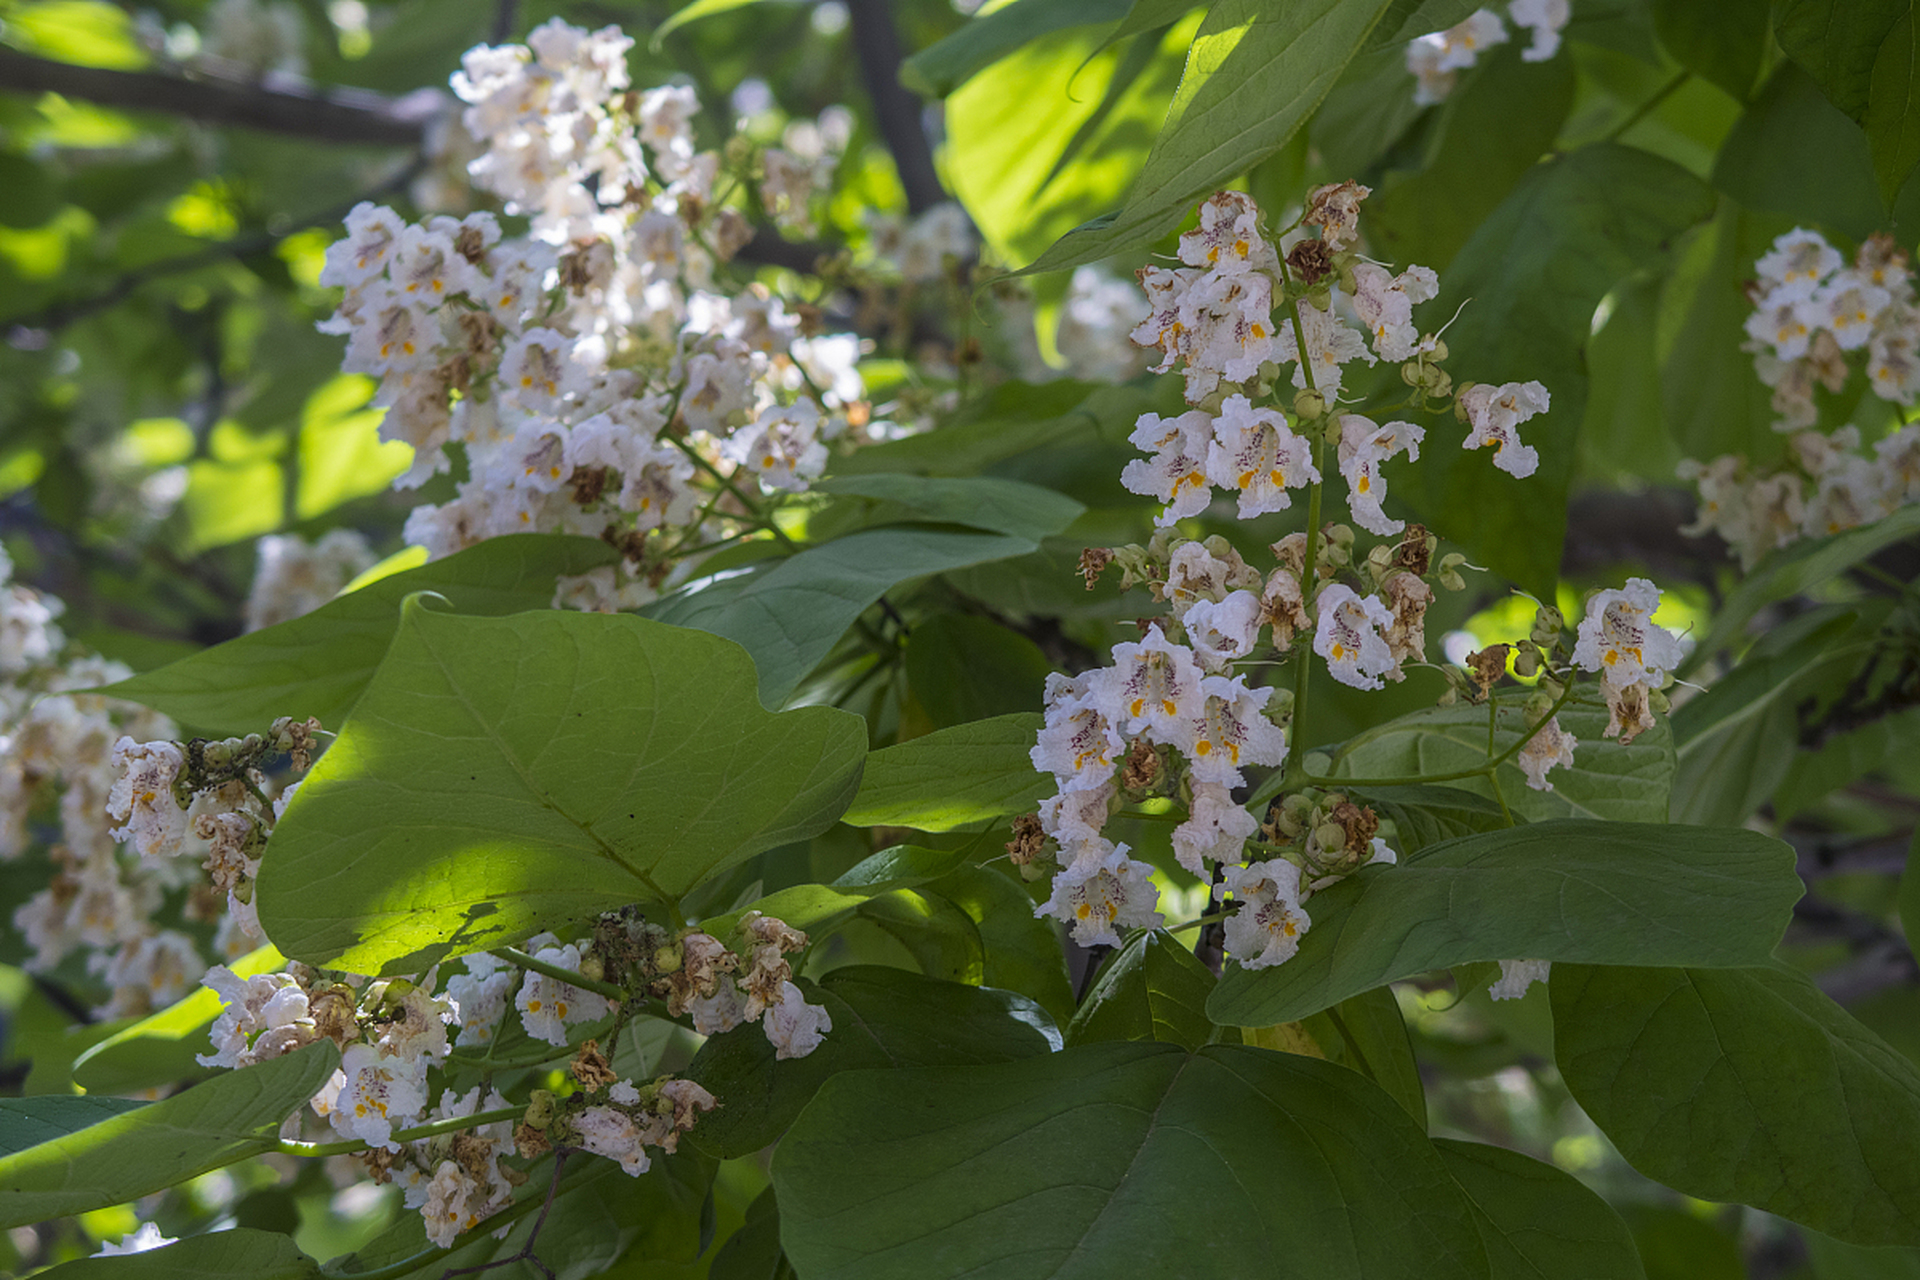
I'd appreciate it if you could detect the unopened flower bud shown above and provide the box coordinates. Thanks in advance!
[1513,642,1540,677]
[1523,690,1555,722]
[1293,388,1327,420]
[1426,338,1448,362]
[1437,553,1469,591]
[1648,687,1671,715]
[1530,605,1564,644]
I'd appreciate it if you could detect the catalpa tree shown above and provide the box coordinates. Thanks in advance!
[0,0,1917,1277]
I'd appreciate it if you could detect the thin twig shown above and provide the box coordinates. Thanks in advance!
[439,1149,570,1280]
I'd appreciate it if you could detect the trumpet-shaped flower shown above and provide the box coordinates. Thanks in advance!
[1337,414,1424,536]
[1204,395,1318,519]
[1122,409,1216,525]
[1313,584,1399,691]
[1035,844,1163,948]
[1218,859,1311,969]
[1457,380,1547,478]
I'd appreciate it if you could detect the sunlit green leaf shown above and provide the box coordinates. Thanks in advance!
[841,712,1049,832]
[258,600,866,974]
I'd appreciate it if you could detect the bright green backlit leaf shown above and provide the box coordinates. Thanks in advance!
[773,1041,1489,1280]
[902,0,1134,97]
[295,374,409,520]
[1207,820,1801,1027]
[257,601,867,974]
[1554,964,1920,1246]
[0,1041,338,1230]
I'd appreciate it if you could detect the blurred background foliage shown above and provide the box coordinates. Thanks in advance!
[0,0,1917,1276]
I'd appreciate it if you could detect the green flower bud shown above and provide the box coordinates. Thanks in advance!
[1293,387,1327,420]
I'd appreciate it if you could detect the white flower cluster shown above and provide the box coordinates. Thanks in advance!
[319,19,868,608]
[195,0,306,78]
[1570,577,1685,744]
[244,529,376,632]
[0,549,237,1018]
[866,202,977,284]
[1406,0,1571,105]
[1679,228,1920,567]
[650,913,834,1060]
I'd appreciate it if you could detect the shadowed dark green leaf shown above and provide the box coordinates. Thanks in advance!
[1713,63,1890,241]
[1554,964,1920,1245]
[1436,1139,1647,1280]
[811,474,1085,543]
[773,1041,1488,1280]
[0,1041,338,1230]
[842,712,1049,832]
[1208,820,1801,1027]
[1067,928,1216,1051]
[258,602,866,974]
[96,534,615,734]
[1652,0,1768,100]
[686,967,1057,1159]
[643,527,1037,706]
[1396,144,1715,598]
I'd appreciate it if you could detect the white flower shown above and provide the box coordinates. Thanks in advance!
[1218,859,1311,969]
[391,223,474,302]
[321,1042,429,1151]
[1178,270,1278,401]
[106,738,189,859]
[1337,414,1423,536]
[688,975,748,1035]
[1349,262,1438,361]
[1163,538,1259,618]
[1868,306,1920,403]
[1204,395,1318,519]
[1275,302,1373,397]
[1172,783,1258,876]
[1517,715,1577,792]
[679,343,757,434]
[1755,228,1841,302]
[1130,265,1205,374]
[198,965,314,1068]
[1814,273,1892,350]
[620,445,701,532]
[1457,380,1548,478]
[321,203,406,288]
[723,398,828,493]
[446,952,515,1047]
[1177,190,1274,276]
[1185,673,1287,787]
[1123,409,1217,525]
[1104,626,1207,744]
[1031,671,1127,791]
[500,328,584,409]
[1313,584,1399,691]
[1744,291,1819,360]
[1407,10,1508,102]
[576,1104,651,1176]
[1571,578,1684,692]
[93,1223,177,1257]
[762,980,833,1059]
[1490,958,1551,1000]
[1035,844,1163,948]
[1507,0,1569,61]
[1038,778,1116,846]
[1184,591,1263,671]
[514,942,611,1045]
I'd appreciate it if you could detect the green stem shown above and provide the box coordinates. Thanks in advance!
[277,1105,524,1158]
[663,433,798,550]
[1304,675,1579,788]
[1602,70,1689,142]
[1278,261,1327,795]
[495,947,626,1001]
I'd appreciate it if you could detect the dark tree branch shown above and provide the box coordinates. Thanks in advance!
[844,0,945,216]
[0,46,434,146]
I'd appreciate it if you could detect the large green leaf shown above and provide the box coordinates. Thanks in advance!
[643,527,1037,707]
[1670,609,1867,826]
[1067,927,1217,1051]
[1347,784,1508,854]
[810,474,1086,543]
[901,0,1135,97]
[1207,820,1801,1027]
[1367,43,1577,274]
[946,16,1192,270]
[841,712,1050,832]
[1652,0,1768,100]
[97,534,615,734]
[1028,0,1402,274]
[31,1229,321,1279]
[685,967,1057,1159]
[1688,505,1920,666]
[1713,63,1890,242]
[257,601,866,974]
[1396,144,1715,598]
[1776,0,1920,200]
[1309,986,1427,1128]
[1322,695,1677,825]
[1435,1139,1647,1280]
[773,1041,1489,1280]
[1554,964,1920,1245]
[0,1041,338,1230]
[925,864,1076,1021]
[72,944,285,1095]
